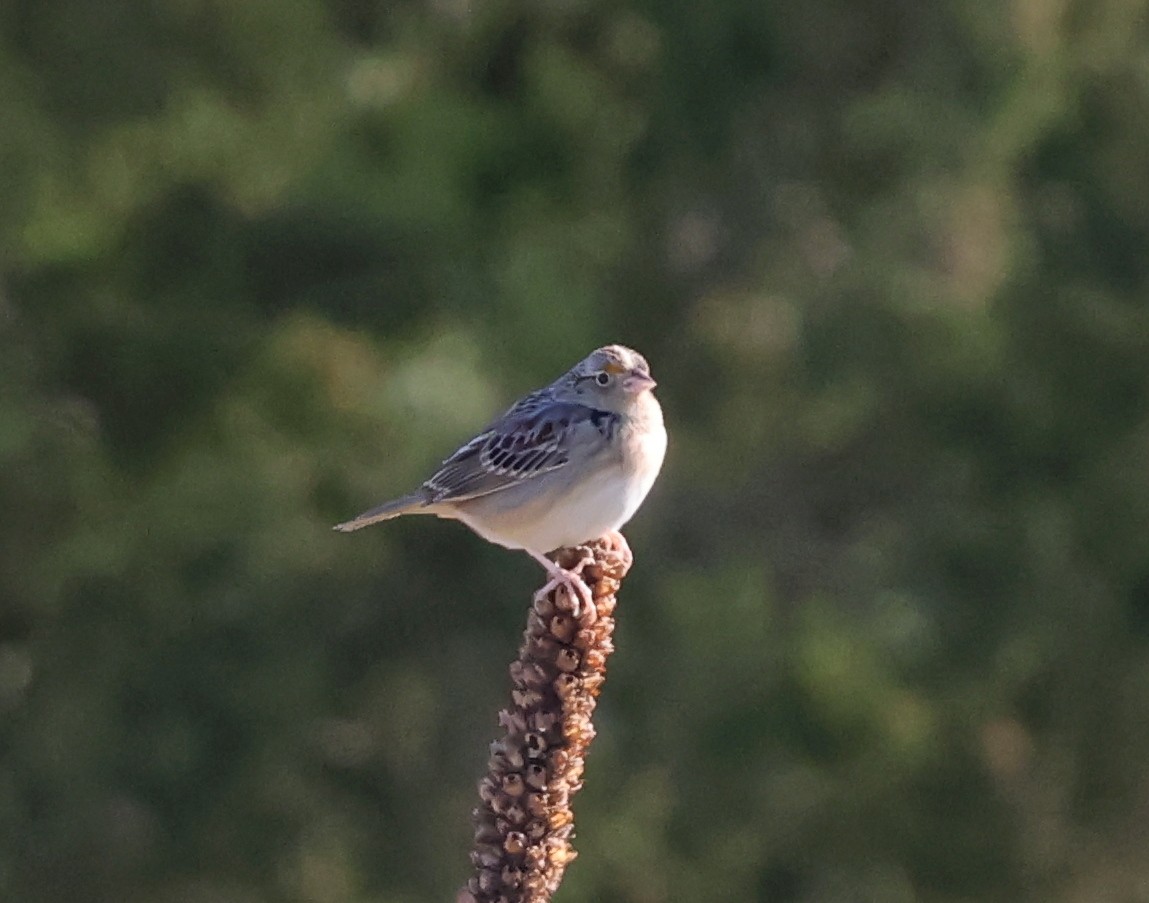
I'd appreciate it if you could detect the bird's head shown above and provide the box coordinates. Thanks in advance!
[556,345,657,412]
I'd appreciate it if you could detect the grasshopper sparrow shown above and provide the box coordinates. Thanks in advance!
[335,345,666,606]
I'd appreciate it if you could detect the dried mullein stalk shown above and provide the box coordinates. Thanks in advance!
[458,532,634,903]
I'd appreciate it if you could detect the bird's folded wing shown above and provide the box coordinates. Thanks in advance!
[422,401,613,503]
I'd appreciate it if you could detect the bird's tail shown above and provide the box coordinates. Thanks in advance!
[333,493,430,532]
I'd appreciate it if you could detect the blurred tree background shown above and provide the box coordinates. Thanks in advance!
[3,0,1149,901]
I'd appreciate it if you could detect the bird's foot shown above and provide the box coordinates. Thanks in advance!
[528,550,595,616]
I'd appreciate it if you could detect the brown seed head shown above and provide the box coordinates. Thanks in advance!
[461,534,632,902]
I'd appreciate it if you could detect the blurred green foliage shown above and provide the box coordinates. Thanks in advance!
[4,1,1149,901]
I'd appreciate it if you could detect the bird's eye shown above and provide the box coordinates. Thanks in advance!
[595,371,610,386]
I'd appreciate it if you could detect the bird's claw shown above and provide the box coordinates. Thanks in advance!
[533,555,594,616]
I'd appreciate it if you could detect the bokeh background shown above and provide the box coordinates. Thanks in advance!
[4,1,1149,901]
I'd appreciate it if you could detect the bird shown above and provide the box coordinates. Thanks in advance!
[334,344,666,607]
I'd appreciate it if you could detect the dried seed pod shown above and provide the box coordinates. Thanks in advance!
[572,628,598,651]
[533,593,556,615]
[510,661,549,689]
[524,732,548,759]
[554,647,582,673]
[575,604,598,628]
[472,846,503,869]
[501,866,524,888]
[547,808,574,831]
[525,792,547,818]
[548,615,575,643]
[527,635,560,662]
[526,611,547,634]
[570,721,596,745]
[524,764,547,791]
[553,673,579,700]
[476,823,502,845]
[479,777,499,804]
[581,673,605,695]
[490,794,512,817]
[498,710,527,734]
[512,688,544,709]
[478,869,501,894]
[501,773,526,798]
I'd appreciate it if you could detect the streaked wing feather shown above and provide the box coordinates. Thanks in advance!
[421,399,612,504]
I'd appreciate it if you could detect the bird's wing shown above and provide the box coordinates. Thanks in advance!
[422,396,617,504]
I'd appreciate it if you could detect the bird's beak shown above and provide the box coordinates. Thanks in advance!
[623,369,657,394]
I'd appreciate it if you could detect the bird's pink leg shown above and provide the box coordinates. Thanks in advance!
[526,549,594,615]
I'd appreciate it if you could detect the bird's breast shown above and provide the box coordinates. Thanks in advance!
[617,403,666,519]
